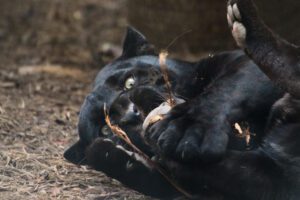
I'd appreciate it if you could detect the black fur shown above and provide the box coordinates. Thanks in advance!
[64,1,300,198]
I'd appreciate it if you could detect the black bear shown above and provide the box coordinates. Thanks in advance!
[64,0,300,199]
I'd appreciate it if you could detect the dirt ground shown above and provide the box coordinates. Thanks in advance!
[0,65,155,200]
[0,1,154,199]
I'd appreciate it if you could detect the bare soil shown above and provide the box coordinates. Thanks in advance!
[0,1,153,199]
[0,65,156,200]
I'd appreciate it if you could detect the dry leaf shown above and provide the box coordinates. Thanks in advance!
[234,122,255,147]
[234,123,243,135]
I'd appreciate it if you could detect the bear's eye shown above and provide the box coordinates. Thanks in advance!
[124,76,135,90]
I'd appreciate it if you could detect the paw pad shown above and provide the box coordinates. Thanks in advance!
[232,22,246,47]
[227,3,246,48]
[232,4,241,20]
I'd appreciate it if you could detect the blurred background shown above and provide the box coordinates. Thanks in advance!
[0,0,299,67]
[0,0,299,199]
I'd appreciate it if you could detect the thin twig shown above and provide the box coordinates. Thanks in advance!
[165,29,192,50]
[103,104,193,199]
[159,51,176,107]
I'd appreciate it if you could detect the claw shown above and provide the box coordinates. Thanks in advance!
[233,4,241,20]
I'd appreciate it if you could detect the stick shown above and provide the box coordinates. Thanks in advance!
[103,104,193,199]
[159,51,176,107]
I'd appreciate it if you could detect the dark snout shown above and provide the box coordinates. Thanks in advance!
[129,86,165,116]
[63,140,88,165]
[64,87,121,165]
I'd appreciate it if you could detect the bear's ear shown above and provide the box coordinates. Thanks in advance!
[121,26,155,58]
[63,141,87,165]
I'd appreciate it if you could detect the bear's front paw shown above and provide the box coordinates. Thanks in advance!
[144,104,229,163]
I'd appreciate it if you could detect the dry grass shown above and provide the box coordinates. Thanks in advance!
[0,142,147,200]
[0,66,152,200]
[0,1,154,199]
[234,122,255,147]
